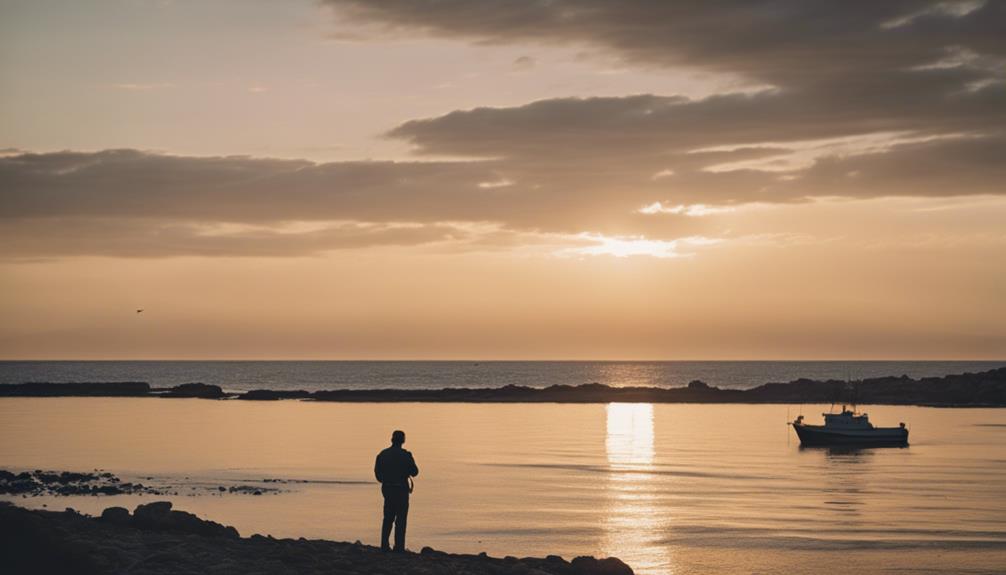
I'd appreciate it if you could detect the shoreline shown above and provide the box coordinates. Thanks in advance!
[0,367,1003,407]
[0,501,633,575]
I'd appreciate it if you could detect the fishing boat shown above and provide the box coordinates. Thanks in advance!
[791,405,908,446]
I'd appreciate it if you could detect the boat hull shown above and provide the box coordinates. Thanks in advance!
[793,424,908,447]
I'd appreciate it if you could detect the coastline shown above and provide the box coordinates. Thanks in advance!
[1,367,1004,407]
[0,501,634,575]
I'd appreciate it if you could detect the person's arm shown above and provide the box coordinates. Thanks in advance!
[374,453,383,483]
[408,452,419,477]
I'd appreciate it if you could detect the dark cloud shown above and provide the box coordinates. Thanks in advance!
[334,0,1005,202]
[0,150,499,223]
[388,78,1004,160]
[791,135,1006,198]
[325,0,1005,88]
[2,133,1002,259]
[3,2,1004,257]
[0,217,469,259]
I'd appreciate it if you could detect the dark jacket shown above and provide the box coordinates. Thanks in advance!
[375,445,419,488]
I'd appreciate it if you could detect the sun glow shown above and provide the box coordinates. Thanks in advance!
[638,202,736,217]
[561,233,721,259]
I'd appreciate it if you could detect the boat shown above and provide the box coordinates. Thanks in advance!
[791,405,908,447]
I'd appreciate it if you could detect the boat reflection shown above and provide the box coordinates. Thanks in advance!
[602,403,672,574]
[798,440,879,519]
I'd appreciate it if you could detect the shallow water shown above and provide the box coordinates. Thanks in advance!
[2,360,1003,391]
[2,398,1005,574]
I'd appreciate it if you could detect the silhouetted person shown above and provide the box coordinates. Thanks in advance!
[374,429,419,552]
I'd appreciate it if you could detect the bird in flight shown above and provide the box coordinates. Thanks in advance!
[136,309,144,314]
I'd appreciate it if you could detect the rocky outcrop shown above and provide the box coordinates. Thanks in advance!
[2,367,1005,406]
[0,502,634,575]
[306,367,1006,406]
[155,382,226,399]
[0,468,280,498]
[0,469,153,497]
[129,501,239,538]
[238,389,314,400]
[0,381,150,396]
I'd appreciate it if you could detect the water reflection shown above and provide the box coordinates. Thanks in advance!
[606,403,654,467]
[602,403,671,574]
[800,443,877,520]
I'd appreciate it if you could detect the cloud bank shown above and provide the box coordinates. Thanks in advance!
[3,1,1004,257]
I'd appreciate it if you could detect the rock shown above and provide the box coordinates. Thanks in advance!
[238,389,314,401]
[687,379,710,390]
[132,501,173,527]
[164,509,240,539]
[99,506,131,526]
[159,383,226,399]
[570,556,634,575]
[0,381,150,397]
[130,501,239,538]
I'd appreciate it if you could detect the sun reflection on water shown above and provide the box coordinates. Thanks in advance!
[603,403,673,574]
[606,403,655,467]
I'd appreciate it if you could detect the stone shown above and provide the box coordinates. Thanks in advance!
[570,556,634,575]
[688,379,710,390]
[165,509,240,539]
[159,383,226,399]
[99,506,131,526]
[132,501,173,528]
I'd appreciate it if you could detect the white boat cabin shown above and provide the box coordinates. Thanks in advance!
[822,407,874,429]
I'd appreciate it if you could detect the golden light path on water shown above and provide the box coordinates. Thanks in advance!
[603,403,673,574]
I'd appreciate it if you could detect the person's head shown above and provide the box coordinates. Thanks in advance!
[391,430,406,446]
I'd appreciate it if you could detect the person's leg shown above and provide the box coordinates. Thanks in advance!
[381,487,394,551]
[394,491,410,551]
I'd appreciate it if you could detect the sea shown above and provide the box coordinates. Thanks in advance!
[1,360,1003,392]
[2,361,1005,574]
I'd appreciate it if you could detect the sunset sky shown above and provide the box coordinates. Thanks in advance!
[1,0,1004,359]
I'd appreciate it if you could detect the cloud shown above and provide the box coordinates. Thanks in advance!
[325,0,1005,90]
[2,130,1004,258]
[512,55,535,70]
[331,0,1005,204]
[0,218,470,259]
[5,2,1004,258]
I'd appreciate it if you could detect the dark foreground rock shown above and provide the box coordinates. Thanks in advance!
[2,367,1005,406]
[0,502,633,575]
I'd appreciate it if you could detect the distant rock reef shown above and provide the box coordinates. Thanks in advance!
[2,367,1005,406]
[0,502,634,575]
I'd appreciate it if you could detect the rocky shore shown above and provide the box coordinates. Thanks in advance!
[1,367,1004,406]
[0,501,634,575]
[0,469,282,499]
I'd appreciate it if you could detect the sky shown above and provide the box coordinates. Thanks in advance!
[1,0,1004,359]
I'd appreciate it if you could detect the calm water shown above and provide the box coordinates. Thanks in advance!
[2,398,1004,574]
[1,360,1003,392]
